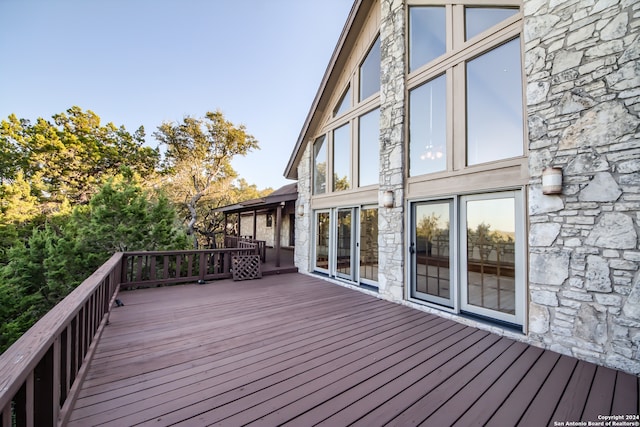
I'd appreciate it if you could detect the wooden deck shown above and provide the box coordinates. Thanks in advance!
[68,273,638,427]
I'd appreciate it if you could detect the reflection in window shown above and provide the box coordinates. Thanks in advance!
[359,36,381,101]
[315,212,330,270]
[465,7,519,41]
[336,209,353,276]
[409,6,446,72]
[359,108,380,187]
[333,123,351,191]
[409,74,447,177]
[313,135,326,195]
[360,208,378,283]
[466,38,523,166]
[333,86,351,117]
[415,202,451,301]
[465,197,516,314]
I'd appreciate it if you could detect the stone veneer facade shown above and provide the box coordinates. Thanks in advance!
[525,0,639,374]
[378,0,406,302]
[295,0,639,374]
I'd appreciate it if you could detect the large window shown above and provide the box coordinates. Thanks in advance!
[466,38,523,165]
[359,36,380,101]
[408,4,523,178]
[466,7,519,40]
[359,108,380,187]
[409,6,446,72]
[333,85,351,117]
[313,135,327,195]
[314,33,381,195]
[333,123,351,191]
[409,74,446,176]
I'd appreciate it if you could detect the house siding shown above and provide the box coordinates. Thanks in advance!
[294,0,639,374]
[524,0,640,374]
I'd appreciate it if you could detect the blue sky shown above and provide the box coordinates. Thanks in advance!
[0,0,353,190]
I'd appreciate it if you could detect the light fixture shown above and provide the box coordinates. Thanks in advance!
[381,190,394,208]
[542,167,563,195]
[297,203,305,216]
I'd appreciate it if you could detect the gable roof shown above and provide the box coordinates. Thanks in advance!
[283,0,374,180]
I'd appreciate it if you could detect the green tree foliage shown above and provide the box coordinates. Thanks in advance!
[0,106,272,353]
[154,111,259,248]
[76,175,189,260]
[0,107,160,210]
[0,177,189,353]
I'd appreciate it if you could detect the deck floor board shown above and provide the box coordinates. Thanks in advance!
[68,273,639,426]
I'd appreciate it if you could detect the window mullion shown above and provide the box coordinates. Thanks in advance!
[352,118,358,188]
[327,132,334,192]
[452,63,466,172]
[446,68,454,172]
[451,4,464,50]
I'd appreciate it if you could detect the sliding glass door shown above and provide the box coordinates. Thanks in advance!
[460,192,524,325]
[314,210,330,274]
[410,200,454,307]
[313,206,379,287]
[409,191,524,326]
[336,208,356,281]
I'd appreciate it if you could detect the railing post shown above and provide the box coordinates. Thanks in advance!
[199,251,207,281]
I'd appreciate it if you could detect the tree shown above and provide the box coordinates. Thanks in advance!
[0,176,189,353]
[154,111,259,248]
[0,107,161,212]
[74,174,189,262]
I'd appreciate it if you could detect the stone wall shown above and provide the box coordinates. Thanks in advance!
[378,0,406,302]
[525,0,640,374]
[240,214,274,246]
[295,144,312,273]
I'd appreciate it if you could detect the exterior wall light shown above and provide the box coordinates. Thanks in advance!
[297,203,305,216]
[542,167,563,195]
[381,190,394,208]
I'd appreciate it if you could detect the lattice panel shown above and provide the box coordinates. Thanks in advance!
[231,255,262,281]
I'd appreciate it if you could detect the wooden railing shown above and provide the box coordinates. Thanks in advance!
[0,253,123,427]
[224,236,266,262]
[121,247,259,289]
[0,247,260,427]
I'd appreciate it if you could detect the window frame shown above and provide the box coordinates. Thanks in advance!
[406,1,526,184]
[312,33,382,197]
[407,189,526,329]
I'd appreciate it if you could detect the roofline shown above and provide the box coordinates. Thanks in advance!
[212,192,298,214]
[283,0,368,180]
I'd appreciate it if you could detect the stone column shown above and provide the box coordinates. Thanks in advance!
[524,0,639,374]
[295,144,312,273]
[378,0,406,301]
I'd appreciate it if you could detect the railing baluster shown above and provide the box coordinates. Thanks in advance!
[136,256,143,282]
[52,338,61,425]
[176,255,182,280]
[163,255,170,280]
[34,347,53,426]
[65,325,71,403]
[199,252,206,281]
[1,400,11,427]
